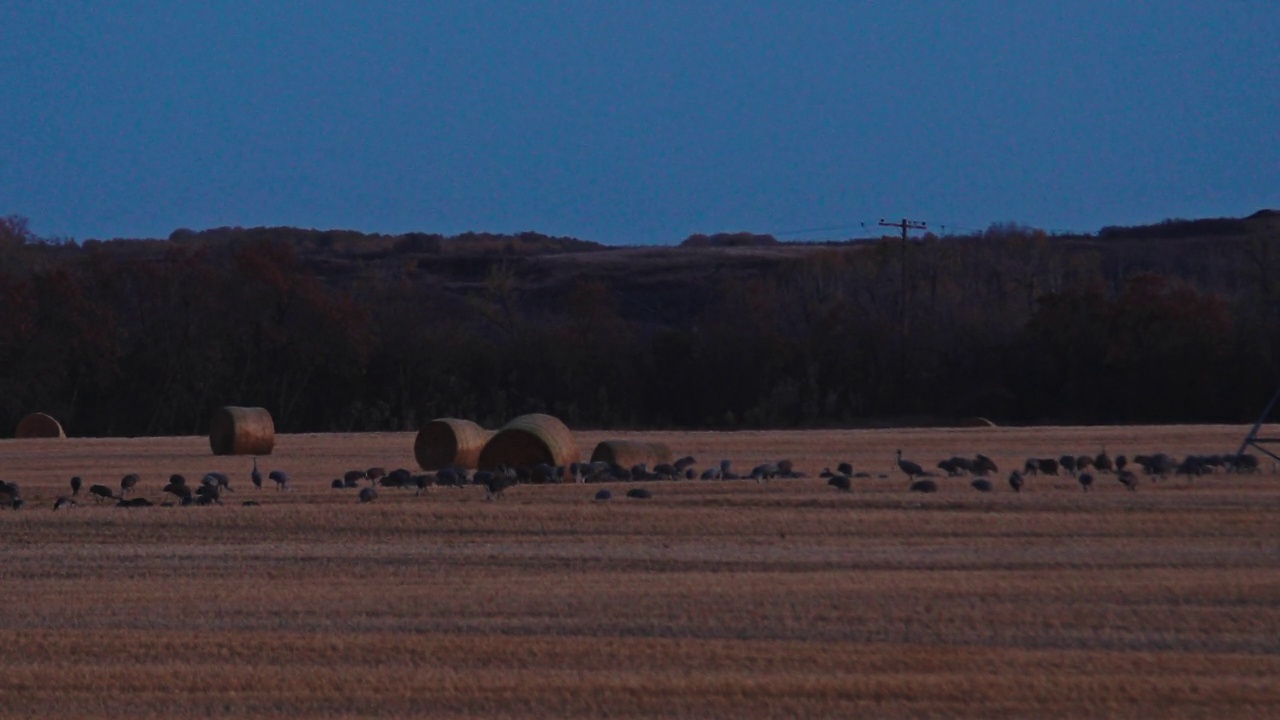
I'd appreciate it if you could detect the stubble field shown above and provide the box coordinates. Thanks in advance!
[1,424,1278,718]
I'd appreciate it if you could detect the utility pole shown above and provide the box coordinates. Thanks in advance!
[879,218,926,408]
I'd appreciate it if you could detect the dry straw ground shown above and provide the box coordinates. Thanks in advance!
[1,425,1278,718]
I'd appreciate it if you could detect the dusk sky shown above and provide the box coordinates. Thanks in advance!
[2,2,1276,244]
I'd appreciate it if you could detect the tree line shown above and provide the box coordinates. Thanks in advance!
[1,213,1278,437]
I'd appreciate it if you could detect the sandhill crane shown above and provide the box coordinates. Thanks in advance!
[973,454,998,476]
[1118,469,1139,491]
[909,479,938,493]
[251,458,263,490]
[484,475,516,500]
[1036,458,1060,476]
[594,489,613,501]
[70,476,83,496]
[9,498,24,510]
[1078,472,1094,492]
[1094,449,1114,473]
[195,483,221,504]
[367,467,387,484]
[837,462,854,477]
[1076,455,1094,473]
[828,475,852,492]
[971,478,993,492]
[674,456,696,473]
[1008,471,1025,493]
[120,474,140,497]
[626,487,652,499]
[268,470,289,491]
[116,497,152,508]
[203,472,231,492]
[414,475,431,495]
[53,496,76,511]
[88,484,115,502]
[1060,455,1077,476]
[1231,453,1260,473]
[1114,455,1128,472]
[896,450,924,479]
[330,479,344,489]
[358,487,377,503]
[344,469,366,486]
[163,478,192,501]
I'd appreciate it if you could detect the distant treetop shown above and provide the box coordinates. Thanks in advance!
[680,232,779,248]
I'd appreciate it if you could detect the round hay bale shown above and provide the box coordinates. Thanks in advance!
[590,440,673,468]
[479,413,580,470]
[14,413,65,439]
[209,406,275,456]
[415,418,493,470]
[957,416,997,428]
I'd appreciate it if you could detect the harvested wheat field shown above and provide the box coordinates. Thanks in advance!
[1,424,1278,718]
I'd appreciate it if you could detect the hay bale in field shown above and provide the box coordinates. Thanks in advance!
[14,412,65,439]
[590,440,673,469]
[208,406,275,456]
[957,416,997,428]
[479,413,580,470]
[414,418,493,470]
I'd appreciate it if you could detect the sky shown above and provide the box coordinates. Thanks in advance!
[1,2,1276,245]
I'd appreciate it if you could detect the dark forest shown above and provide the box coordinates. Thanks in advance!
[2,211,1278,437]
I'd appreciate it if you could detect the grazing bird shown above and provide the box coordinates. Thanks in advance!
[673,456,697,473]
[88,484,115,502]
[484,475,517,500]
[828,475,852,492]
[344,469,366,486]
[1059,455,1077,476]
[413,475,431,495]
[70,476,83,496]
[384,468,412,488]
[1114,454,1128,473]
[1036,458,1060,476]
[1117,469,1139,491]
[9,498,25,510]
[909,479,938,493]
[116,497,152,508]
[163,479,192,501]
[120,473,140,496]
[268,470,289,491]
[971,478,993,492]
[251,458,263,490]
[0,480,20,503]
[896,450,924,479]
[626,487,652,499]
[366,467,387,484]
[358,487,378,503]
[1023,458,1040,476]
[53,496,76,511]
[330,478,344,489]
[972,454,998,476]
[594,489,613,501]
[241,500,260,507]
[1008,471,1025,493]
[837,462,854,477]
[203,472,231,492]
[195,483,221,504]
[1078,472,1094,492]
